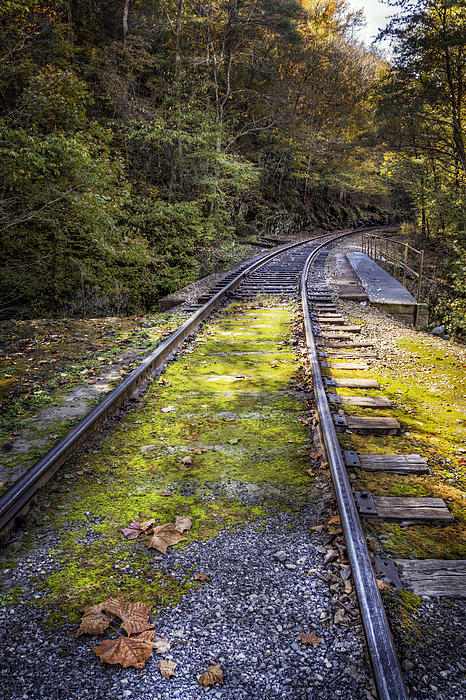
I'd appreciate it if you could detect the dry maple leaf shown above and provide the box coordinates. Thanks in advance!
[103,598,154,636]
[174,515,193,533]
[376,579,392,591]
[199,664,224,687]
[328,515,341,526]
[93,630,156,669]
[76,603,114,637]
[153,636,170,654]
[306,468,314,477]
[298,630,322,647]
[158,659,177,679]
[324,549,339,565]
[193,572,209,581]
[147,523,187,554]
[121,519,155,540]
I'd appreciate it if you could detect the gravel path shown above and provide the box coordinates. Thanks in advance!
[0,509,375,700]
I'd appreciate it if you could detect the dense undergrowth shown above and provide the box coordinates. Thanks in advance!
[0,1,463,321]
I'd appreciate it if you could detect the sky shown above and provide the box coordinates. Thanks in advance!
[346,0,392,48]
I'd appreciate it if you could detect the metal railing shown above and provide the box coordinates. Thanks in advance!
[362,233,425,305]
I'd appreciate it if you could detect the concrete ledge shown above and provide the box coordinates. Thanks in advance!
[346,252,424,326]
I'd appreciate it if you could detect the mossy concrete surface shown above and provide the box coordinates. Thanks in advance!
[1,301,316,625]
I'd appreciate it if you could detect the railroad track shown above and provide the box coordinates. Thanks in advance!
[2,224,441,699]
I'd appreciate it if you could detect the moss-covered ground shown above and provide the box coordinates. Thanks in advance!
[329,330,466,560]
[1,301,316,626]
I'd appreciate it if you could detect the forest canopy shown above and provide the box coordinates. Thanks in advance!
[0,0,464,319]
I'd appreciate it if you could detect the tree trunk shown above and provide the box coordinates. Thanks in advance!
[123,0,130,47]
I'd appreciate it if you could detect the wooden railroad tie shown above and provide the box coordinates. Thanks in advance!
[344,451,429,475]
[326,340,375,349]
[315,315,345,324]
[328,361,369,370]
[334,414,400,435]
[331,377,380,389]
[326,350,378,358]
[328,394,392,408]
[355,492,454,525]
[395,559,466,598]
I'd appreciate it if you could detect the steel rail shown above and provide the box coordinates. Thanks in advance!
[300,240,408,700]
[0,227,369,539]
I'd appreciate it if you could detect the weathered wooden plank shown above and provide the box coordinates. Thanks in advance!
[346,416,400,435]
[374,496,454,524]
[326,350,378,358]
[358,453,429,475]
[324,325,362,333]
[334,377,380,388]
[329,361,369,370]
[339,396,392,408]
[326,341,375,349]
[395,559,466,597]
[321,332,353,340]
[316,315,345,323]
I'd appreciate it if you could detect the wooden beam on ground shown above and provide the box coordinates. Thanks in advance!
[334,378,380,388]
[395,559,466,597]
[374,496,453,524]
[346,416,400,435]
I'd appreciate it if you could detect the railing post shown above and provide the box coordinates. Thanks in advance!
[385,238,389,270]
[403,244,408,287]
[417,249,424,304]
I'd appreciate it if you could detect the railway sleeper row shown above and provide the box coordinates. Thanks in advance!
[307,279,465,601]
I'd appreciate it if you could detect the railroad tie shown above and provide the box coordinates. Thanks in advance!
[335,415,401,435]
[343,451,429,475]
[395,559,466,598]
[330,377,380,389]
[354,492,454,525]
[328,394,392,408]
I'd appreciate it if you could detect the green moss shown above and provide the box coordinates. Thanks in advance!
[383,588,424,644]
[333,329,466,561]
[8,301,316,626]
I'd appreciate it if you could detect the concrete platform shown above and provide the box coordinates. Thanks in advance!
[346,252,417,324]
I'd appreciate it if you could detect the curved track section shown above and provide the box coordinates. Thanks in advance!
[0,229,356,540]
[301,243,408,700]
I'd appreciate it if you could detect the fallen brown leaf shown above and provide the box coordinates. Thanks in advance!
[121,518,156,540]
[199,664,224,687]
[305,468,314,477]
[158,659,177,678]
[93,630,156,668]
[298,630,322,646]
[178,455,193,465]
[310,524,324,533]
[174,515,193,533]
[376,579,392,591]
[76,603,114,636]
[193,572,209,581]
[324,549,339,565]
[328,515,341,526]
[104,599,154,636]
[147,523,187,554]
